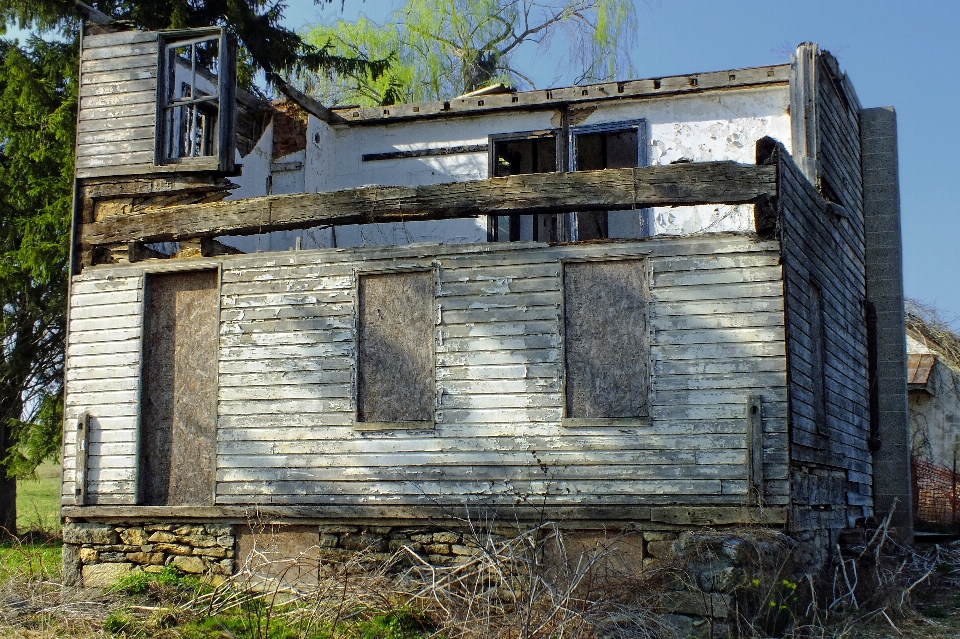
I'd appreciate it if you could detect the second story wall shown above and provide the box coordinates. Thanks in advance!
[226,83,791,251]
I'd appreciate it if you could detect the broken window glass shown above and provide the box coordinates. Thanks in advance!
[489,132,559,242]
[160,32,223,162]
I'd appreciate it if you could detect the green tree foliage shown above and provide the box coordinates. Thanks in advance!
[0,36,75,534]
[0,1,379,534]
[301,0,637,106]
[0,0,388,87]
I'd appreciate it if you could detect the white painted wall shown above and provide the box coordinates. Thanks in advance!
[228,85,791,250]
[907,333,960,470]
[577,86,790,234]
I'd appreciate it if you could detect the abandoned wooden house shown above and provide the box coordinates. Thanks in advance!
[61,22,913,588]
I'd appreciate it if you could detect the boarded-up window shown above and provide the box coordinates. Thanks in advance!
[140,270,219,506]
[563,260,648,419]
[357,271,435,424]
[809,281,828,435]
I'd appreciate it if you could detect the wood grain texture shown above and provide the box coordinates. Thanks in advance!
[358,271,435,423]
[563,260,648,418]
[62,503,787,526]
[66,236,793,512]
[140,270,218,506]
[76,36,158,179]
[80,162,777,246]
[330,64,790,125]
[768,137,870,531]
[62,273,143,504]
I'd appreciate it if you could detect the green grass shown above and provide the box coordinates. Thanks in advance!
[16,461,61,534]
[105,567,435,639]
[0,539,63,583]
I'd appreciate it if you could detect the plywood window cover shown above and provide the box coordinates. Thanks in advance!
[560,256,651,427]
[354,266,437,431]
[138,268,220,506]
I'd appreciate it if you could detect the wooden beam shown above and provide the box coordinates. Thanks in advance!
[332,64,791,125]
[82,161,777,246]
[74,412,90,506]
[81,175,236,199]
[60,504,787,527]
[790,43,819,183]
[276,80,343,124]
[746,395,764,505]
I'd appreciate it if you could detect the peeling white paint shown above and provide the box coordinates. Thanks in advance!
[228,85,790,248]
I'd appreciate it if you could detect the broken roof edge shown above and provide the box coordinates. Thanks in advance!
[329,63,791,125]
[906,310,960,374]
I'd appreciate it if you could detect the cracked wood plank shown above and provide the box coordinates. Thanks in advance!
[81,161,777,246]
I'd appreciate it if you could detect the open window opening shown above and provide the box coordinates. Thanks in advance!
[157,28,235,170]
[488,131,559,242]
[569,120,648,240]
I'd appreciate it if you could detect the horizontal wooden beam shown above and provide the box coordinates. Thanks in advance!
[61,504,787,527]
[332,64,791,125]
[82,161,777,247]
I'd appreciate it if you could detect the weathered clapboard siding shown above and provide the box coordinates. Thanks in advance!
[774,138,870,530]
[816,52,863,229]
[61,272,143,505]
[61,235,790,516]
[76,31,158,179]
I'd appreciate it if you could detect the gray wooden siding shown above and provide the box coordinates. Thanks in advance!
[778,132,870,532]
[63,236,789,513]
[76,31,159,179]
[816,54,863,229]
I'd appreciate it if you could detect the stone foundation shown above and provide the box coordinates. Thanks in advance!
[64,521,803,638]
[62,522,235,587]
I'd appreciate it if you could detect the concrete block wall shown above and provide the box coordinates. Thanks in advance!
[861,106,913,539]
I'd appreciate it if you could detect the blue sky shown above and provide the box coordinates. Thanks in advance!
[289,0,960,326]
[7,1,958,324]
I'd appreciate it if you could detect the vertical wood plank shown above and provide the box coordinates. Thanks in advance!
[747,395,764,504]
[74,412,90,506]
[790,42,819,183]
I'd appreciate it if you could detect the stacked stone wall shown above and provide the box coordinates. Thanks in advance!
[62,522,235,587]
[65,521,804,638]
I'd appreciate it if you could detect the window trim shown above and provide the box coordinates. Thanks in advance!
[486,129,561,242]
[568,119,649,241]
[808,278,830,437]
[155,27,236,172]
[352,265,437,432]
[558,255,652,428]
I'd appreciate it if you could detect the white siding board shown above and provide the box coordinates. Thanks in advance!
[69,328,142,345]
[68,238,789,510]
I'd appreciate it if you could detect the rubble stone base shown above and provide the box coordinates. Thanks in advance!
[64,521,806,639]
[63,522,235,587]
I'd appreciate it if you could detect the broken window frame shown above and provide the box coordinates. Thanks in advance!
[487,129,561,242]
[567,119,649,241]
[155,27,236,172]
[353,266,437,431]
[559,257,652,426]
